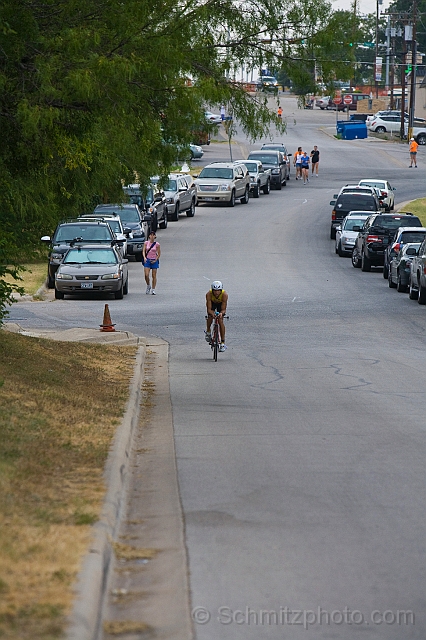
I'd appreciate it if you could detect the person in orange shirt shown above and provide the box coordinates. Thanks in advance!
[409,138,418,167]
[277,106,283,119]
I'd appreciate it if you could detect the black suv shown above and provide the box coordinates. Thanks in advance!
[247,149,288,189]
[352,213,423,272]
[94,203,146,261]
[329,191,382,239]
[261,143,292,178]
[41,220,118,288]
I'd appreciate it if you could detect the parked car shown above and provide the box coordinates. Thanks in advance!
[190,143,203,159]
[255,76,279,94]
[351,213,422,271]
[367,114,403,134]
[335,212,370,256]
[382,226,426,278]
[204,111,222,125]
[151,173,197,220]
[234,160,271,197]
[412,124,426,145]
[78,214,128,257]
[334,185,381,200]
[194,162,250,206]
[358,179,396,211]
[41,219,119,288]
[408,235,426,302]
[388,243,421,292]
[247,149,288,189]
[261,143,292,176]
[329,192,382,240]
[94,203,146,261]
[366,111,408,128]
[315,96,331,109]
[54,244,128,300]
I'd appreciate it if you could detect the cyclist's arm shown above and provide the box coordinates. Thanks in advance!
[206,292,214,317]
[220,292,228,316]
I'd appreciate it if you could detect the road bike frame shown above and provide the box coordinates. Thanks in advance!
[205,311,228,361]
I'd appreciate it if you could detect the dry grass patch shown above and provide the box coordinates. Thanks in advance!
[399,197,426,226]
[4,262,47,296]
[0,330,137,639]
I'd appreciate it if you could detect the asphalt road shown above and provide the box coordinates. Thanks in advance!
[10,95,426,639]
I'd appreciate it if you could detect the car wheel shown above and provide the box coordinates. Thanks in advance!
[240,186,249,204]
[418,279,426,304]
[383,263,388,279]
[54,288,64,300]
[396,273,407,293]
[375,126,386,133]
[47,270,55,289]
[390,201,394,211]
[229,190,235,207]
[417,133,426,145]
[352,248,361,268]
[114,283,124,300]
[123,277,128,295]
[186,200,196,217]
[409,278,418,300]
[159,213,168,229]
[361,251,371,272]
[330,226,336,240]
[337,241,345,257]
[253,183,260,198]
[171,203,179,221]
[388,270,397,288]
[262,180,270,195]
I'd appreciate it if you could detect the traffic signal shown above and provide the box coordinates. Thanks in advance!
[405,64,412,74]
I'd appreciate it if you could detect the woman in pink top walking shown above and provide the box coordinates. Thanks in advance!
[142,231,161,295]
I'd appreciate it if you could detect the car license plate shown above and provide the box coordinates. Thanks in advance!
[81,282,93,289]
[205,197,214,201]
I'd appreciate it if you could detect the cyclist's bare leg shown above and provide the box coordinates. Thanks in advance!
[206,316,213,332]
[218,317,225,343]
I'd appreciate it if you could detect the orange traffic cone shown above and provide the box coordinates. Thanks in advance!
[100,304,116,332]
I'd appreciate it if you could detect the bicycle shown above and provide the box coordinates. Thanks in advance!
[205,310,228,361]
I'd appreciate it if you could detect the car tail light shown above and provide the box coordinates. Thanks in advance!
[423,266,426,275]
[381,191,386,197]
[371,121,376,126]
[366,235,382,243]
[393,243,400,252]
[332,210,336,221]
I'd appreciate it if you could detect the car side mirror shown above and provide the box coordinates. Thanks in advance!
[122,258,129,264]
[143,215,152,222]
[123,228,132,235]
[154,196,164,202]
[330,200,336,206]
[336,226,341,232]
[352,225,361,232]
[41,235,51,242]
[393,187,396,191]
[333,194,338,198]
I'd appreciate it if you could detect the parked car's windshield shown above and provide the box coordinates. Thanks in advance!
[243,162,260,172]
[338,195,376,210]
[163,180,178,191]
[54,225,112,242]
[199,168,233,179]
[400,231,426,243]
[373,218,419,230]
[359,181,386,189]
[249,154,278,166]
[343,218,367,231]
[63,248,118,264]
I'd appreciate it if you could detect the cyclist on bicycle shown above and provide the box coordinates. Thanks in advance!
[205,281,228,352]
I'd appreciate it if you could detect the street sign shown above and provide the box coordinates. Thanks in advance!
[333,96,341,105]
[343,95,352,105]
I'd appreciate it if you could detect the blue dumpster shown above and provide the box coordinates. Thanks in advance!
[336,120,347,135]
[342,122,368,140]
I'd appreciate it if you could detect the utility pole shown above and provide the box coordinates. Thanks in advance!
[408,0,417,140]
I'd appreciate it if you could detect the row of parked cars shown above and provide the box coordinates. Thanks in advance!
[42,139,293,299]
[332,181,426,304]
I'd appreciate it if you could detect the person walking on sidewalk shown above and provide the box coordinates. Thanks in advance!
[277,106,283,119]
[301,151,310,184]
[143,231,161,295]
[409,138,418,167]
[310,145,320,176]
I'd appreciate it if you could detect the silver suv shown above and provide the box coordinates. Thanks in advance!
[152,173,197,220]
[195,162,250,207]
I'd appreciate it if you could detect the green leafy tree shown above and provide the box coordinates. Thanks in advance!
[1,0,358,321]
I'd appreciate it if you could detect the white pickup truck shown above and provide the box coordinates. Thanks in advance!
[234,160,271,197]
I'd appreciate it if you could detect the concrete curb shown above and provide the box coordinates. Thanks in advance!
[67,346,145,640]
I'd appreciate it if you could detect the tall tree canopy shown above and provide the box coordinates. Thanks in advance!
[1,0,354,319]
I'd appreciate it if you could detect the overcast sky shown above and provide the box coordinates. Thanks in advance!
[332,0,390,16]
